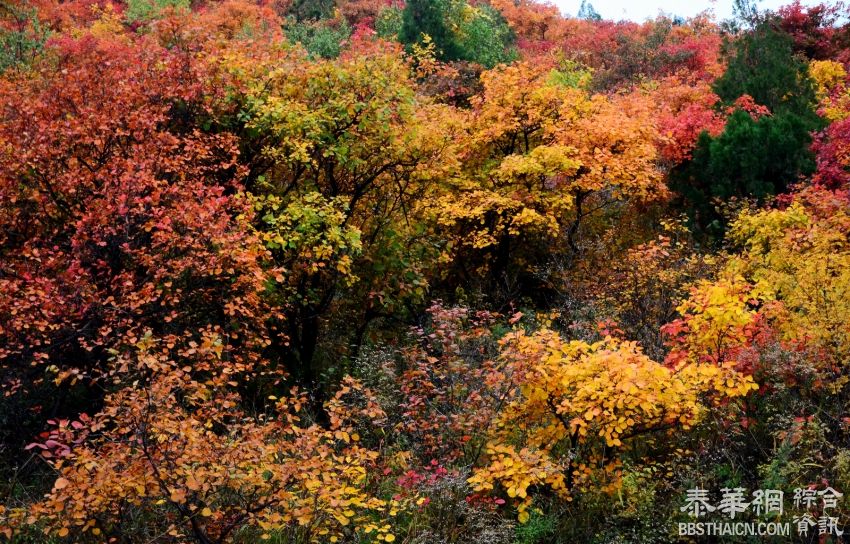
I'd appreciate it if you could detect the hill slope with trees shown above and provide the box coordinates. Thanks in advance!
[2,0,850,542]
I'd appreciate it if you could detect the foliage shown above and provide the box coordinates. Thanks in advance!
[468,329,756,521]
[391,304,508,464]
[0,1,48,72]
[672,19,822,230]
[125,0,188,23]
[229,41,441,391]
[727,189,850,367]
[453,3,518,69]
[0,32,276,399]
[336,0,397,26]
[285,14,351,59]
[810,60,850,189]
[5,0,850,542]
[426,60,666,297]
[374,5,402,40]
[286,0,335,22]
[400,0,461,61]
[713,19,818,118]
[8,335,399,543]
[653,76,725,165]
[675,106,816,218]
[777,0,849,61]
[658,187,850,534]
[577,0,601,22]
[665,185,850,378]
[400,0,517,68]
[589,218,720,359]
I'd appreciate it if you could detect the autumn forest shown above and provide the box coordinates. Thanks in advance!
[1,0,850,542]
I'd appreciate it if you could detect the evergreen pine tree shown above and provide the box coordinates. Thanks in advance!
[672,19,823,233]
[399,0,462,61]
[578,0,602,21]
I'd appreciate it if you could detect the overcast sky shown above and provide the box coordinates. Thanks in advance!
[550,0,819,22]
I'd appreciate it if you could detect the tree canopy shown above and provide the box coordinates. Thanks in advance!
[2,0,850,542]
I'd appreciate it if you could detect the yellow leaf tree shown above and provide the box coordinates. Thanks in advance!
[469,328,756,521]
[423,60,667,292]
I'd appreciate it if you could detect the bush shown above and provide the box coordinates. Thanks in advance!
[671,19,822,230]
[375,6,403,40]
[125,0,189,23]
[399,0,517,68]
[285,16,351,59]
[0,1,47,72]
